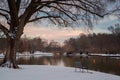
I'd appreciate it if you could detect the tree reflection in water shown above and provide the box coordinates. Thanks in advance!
[14,56,120,76]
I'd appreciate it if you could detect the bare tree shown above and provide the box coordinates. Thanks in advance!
[108,23,120,35]
[0,0,115,68]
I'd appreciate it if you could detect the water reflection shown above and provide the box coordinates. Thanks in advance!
[17,56,65,66]
[2,55,120,76]
[42,57,65,66]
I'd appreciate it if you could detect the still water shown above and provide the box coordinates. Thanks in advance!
[0,55,120,75]
[15,55,120,76]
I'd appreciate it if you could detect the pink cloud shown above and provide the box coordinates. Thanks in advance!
[23,24,85,43]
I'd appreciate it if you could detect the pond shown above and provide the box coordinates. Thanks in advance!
[1,55,120,76]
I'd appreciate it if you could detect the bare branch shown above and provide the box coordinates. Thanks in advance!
[38,10,58,24]
[103,8,120,16]
[0,8,9,13]
[34,1,58,12]
[47,5,76,21]
[16,0,21,13]
[28,16,60,23]
[0,12,9,20]
[0,23,9,38]
[57,4,76,18]
[55,1,104,17]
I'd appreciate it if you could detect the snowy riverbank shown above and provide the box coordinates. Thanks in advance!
[0,51,53,59]
[0,53,4,59]
[1,52,120,59]
[0,65,120,80]
[90,53,120,57]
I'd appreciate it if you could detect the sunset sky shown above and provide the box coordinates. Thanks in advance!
[23,15,119,44]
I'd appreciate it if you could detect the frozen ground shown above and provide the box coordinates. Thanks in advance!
[0,65,120,80]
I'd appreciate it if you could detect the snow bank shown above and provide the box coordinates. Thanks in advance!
[0,53,4,58]
[0,65,120,80]
[0,52,53,59]
[90,53,120,57]
[16,51,53,57]
[34,51,53,56]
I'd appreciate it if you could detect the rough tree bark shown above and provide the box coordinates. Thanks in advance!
[1,30,23,68]
[0,38,10,67]
[0,31,20,68]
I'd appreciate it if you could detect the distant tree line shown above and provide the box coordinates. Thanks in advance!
[17,37,62,54]
[63,24,120,54]
[0,23,120,54]
[0,37,62,54]
[0,33,120,54]
[63,33,120,54]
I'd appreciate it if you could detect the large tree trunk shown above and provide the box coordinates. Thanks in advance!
[9,38,19,68]
[1,38,20,69]
[0,38,10,67]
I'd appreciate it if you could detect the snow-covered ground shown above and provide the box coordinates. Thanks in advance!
[0,53,4,58]
[17,51,53,56]
[0,51,53,59]
[0,65,120,80]
[90,53,120,57]
[1,52,120,58]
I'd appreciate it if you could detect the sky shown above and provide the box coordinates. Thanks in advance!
[23,15,119,44]
[23,24,84,43]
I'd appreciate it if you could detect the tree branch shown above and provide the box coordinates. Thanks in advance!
[0,23,9,38]
[47,5,76,21]
[0,12,9,20]
[103,8,120,16]
[28,16,60,23]
[16,0,21,13]
[0,8,9,13]
[56,1,104,17]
